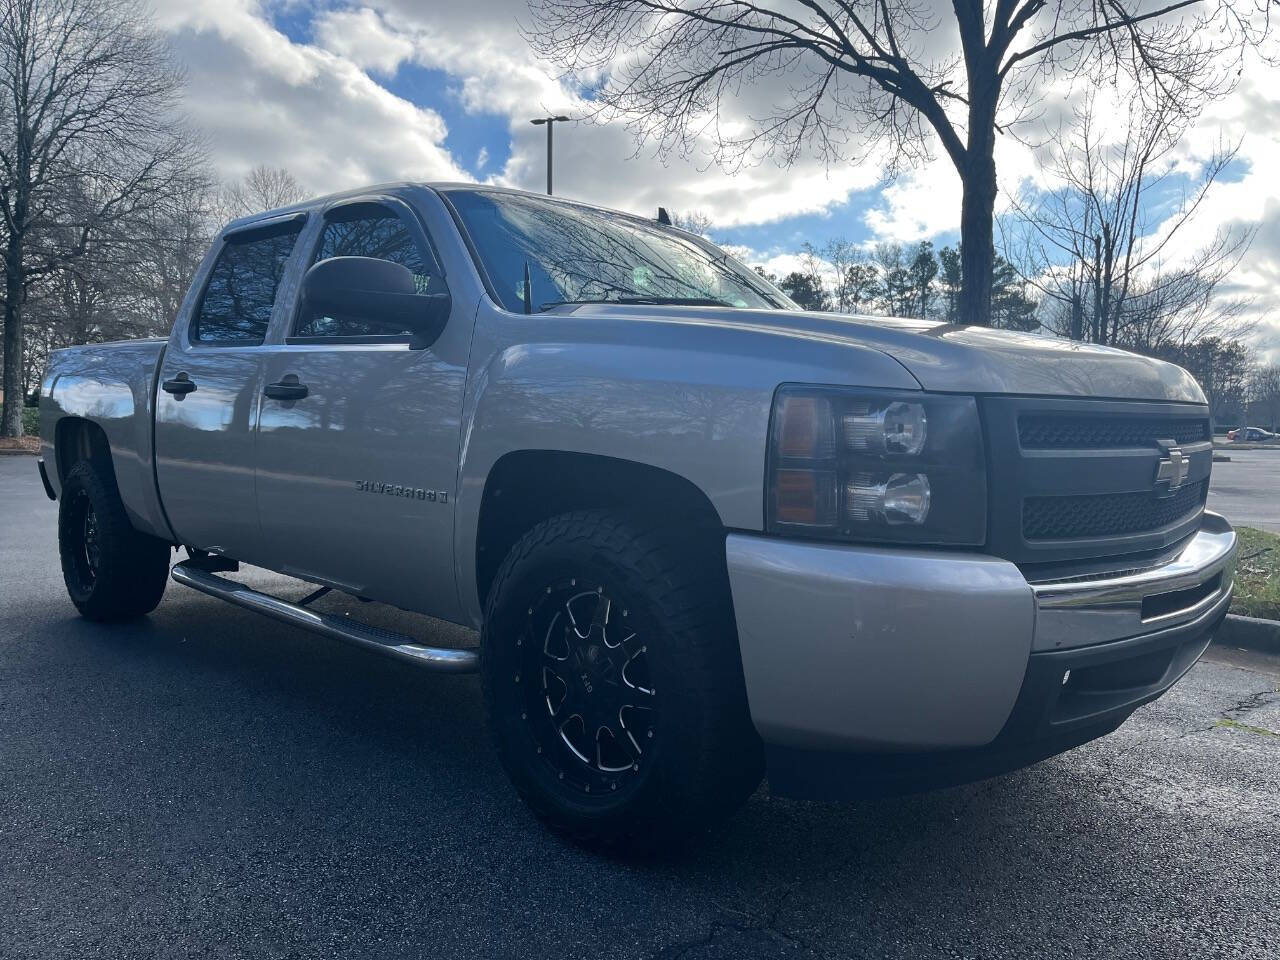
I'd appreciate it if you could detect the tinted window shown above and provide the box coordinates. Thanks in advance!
[294,206,435,338]
[446,189,789,313]
[193,222,303,344]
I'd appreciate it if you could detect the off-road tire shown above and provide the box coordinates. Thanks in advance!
[58,459,172,621]
[481,509,764,852]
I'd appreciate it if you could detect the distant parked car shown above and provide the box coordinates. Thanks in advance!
[1231,427,1277,442]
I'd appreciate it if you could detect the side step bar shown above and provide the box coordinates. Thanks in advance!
[171,561,478,673]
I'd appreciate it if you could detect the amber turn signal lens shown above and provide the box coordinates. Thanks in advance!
[774,469,837,526]
[777,395,834,458]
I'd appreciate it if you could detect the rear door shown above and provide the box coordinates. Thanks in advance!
[253,197,471,619]
[154,215,306,561]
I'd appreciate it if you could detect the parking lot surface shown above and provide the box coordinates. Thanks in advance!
[1207,447,1280,532]
[3,455,1279,959]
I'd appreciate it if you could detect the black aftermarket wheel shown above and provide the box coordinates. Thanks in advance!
[481,510,763,851]
[58,459,171,621]
[527,578,656,795]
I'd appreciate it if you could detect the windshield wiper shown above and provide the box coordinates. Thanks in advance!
[537,296,727,311]
[613,297,727,306]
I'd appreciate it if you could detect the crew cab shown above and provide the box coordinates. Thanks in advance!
[37,183,1237,849]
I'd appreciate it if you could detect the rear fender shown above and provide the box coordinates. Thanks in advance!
[40,341,174,541]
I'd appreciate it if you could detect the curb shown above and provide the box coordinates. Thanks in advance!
[1214,614,1280,656]
[0,448,37,456]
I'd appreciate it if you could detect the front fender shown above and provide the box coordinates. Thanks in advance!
[453,307,921,626]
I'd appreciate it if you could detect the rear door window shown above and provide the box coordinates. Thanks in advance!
[192,221,304,345]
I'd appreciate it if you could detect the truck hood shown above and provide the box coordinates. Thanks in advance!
[574,305,1205,403]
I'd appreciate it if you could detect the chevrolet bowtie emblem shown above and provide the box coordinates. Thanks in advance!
[1154,440,1189,499]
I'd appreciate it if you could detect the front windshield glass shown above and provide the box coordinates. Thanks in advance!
[446,189,791,313]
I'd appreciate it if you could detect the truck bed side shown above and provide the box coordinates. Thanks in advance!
[39,339,175,542]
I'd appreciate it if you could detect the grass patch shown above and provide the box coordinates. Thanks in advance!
[1231,526,1280,622]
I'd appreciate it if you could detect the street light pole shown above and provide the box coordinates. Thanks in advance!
[529,115,570,195]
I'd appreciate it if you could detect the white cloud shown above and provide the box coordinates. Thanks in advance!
[154,0,468,195]
[308,2,886,226]
[311,6,415,74]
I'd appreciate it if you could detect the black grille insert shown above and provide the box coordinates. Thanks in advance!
[1140,573,1221,621]
[1018,415,1209,449]
[1023,480,1208,541]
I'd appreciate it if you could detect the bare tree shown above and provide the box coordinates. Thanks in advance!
[822,236,856,311]
[217,164,306,222]
[1156,335,1253,424]
[873,242,913,316]
[938,245,962,321]
[845,255,880,313]
[529,0,1272,330]
[668,209,714,236]
[1248,362,1280,430]
[0,0,198,437]
[908,240,937,317]
[18,166,216,398]
[1001,93,1254,351]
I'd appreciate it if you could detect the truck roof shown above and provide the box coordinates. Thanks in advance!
[220,181,655,236]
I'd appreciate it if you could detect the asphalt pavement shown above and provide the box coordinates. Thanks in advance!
[1207,447,1280,532]
[3,455,1280,960]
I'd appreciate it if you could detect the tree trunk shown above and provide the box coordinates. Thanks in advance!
[1,243,24,438]
[1070,292,1084,341]
[956,97,998,327]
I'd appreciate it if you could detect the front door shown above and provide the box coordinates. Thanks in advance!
[154,216,307,561]
[253,198,471,620]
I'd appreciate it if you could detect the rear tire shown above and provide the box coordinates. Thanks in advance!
[481,509,764,852]
[58,459,172,621]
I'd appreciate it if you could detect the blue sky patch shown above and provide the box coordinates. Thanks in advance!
[381,64,512,179]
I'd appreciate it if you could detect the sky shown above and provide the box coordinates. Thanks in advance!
[151,0,1280,363]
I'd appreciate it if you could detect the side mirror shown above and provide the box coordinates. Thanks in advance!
[300,256,450,348]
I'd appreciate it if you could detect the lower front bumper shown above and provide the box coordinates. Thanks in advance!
[764,593,1227,799]
[725,513,1236,798]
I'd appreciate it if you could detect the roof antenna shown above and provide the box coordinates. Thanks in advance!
[656,207,672,226]
[522,260,533,314]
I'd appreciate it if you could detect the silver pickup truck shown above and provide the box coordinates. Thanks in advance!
[38,182,1237,849]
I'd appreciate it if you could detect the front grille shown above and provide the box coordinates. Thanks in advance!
[1018,415,1210,449]
[983,397,1212,565]
[1023,479,1208,541]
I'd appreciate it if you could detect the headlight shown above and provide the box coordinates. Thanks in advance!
[766,386,986,545]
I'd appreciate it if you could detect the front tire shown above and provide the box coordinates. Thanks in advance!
[481,510,764,851]
[58,459,172,621]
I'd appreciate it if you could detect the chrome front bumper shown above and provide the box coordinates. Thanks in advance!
[1030,511,1236,651]
[725,513,1236,754]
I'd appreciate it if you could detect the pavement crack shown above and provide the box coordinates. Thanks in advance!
[648,882,828,959]
[1220,690,1276,720]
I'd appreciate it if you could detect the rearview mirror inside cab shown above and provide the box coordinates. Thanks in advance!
[300,255,450,348]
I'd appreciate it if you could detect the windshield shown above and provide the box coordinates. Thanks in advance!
[445,189,791,313]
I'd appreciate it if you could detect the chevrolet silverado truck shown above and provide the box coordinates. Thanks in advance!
[38,182,1237,848]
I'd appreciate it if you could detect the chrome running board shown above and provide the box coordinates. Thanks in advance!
[171,561,478,674]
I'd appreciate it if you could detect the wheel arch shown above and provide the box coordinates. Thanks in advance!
[473,450,726,612]
[54,416,115,486]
